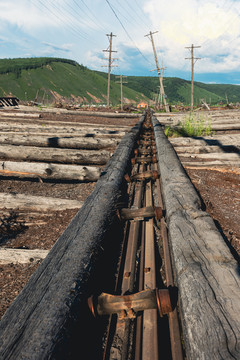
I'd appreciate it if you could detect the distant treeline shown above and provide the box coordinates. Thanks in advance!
[0,57,84,76]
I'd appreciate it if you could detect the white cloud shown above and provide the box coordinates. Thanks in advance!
[143,0,240,73]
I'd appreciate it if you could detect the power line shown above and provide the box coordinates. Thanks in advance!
[32,0,91,42]
[105,0,153,66]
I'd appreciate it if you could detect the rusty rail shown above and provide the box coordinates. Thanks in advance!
[89,109,184,360]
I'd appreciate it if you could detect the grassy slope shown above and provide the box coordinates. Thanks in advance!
[1,57,240,105]
[0,58,147,105]
[125,75,240,105]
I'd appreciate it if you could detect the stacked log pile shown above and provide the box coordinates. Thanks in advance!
[169,134,240,172]
[0,111,129,269]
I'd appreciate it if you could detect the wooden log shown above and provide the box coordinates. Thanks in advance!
[0,115,145,359]
[181,160,240,167]
[183,166,240,175]
[169,134,240,147]
[174,145,240,154]
[179,152,240,161]
[152,117,240,360]
[0,122,127,136]
[0,112,41,118]
[0,134,119,150]
[0,161,101,181]
[0,193,83,211]
[0,248,49,265]
[0,145,110,165]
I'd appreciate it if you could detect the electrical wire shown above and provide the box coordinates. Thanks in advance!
[105,0,154,66]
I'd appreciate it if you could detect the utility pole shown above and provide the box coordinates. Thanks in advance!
[102,32,118,107]
[185,44,201,111]
[116,75,128,110]
[145,31,169,112]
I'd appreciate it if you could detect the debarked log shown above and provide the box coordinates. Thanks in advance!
[173,145,240,154]
[0,114,145,359]
[0,145,111,165]
[152,116,240,360]
[169,134,240,147]
[0,192,83,211]
[0,123,126,137]
[0,161,101,181]
[0,134,119,150]
[0,248,49,265]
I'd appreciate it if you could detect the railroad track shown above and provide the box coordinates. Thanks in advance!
[0,109,239,359]
[94,110,183,359]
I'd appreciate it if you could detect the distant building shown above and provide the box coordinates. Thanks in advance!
[137,101,148,109]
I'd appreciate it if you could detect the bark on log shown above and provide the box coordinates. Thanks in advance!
[0,145,111,165]
[0,115,144,359]
[0,248,49,265]
[0,161,101,181]
[152,116,240,360]
[0,193,83,211]
[0,134,119,150]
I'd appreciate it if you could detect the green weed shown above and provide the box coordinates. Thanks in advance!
[165,112,213,137]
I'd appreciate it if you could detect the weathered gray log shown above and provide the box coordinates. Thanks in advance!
[0,134,119,149]
[0,115,144,359]
[174,145,240,154]
[181,160,240,167]
[152,116,240,360]
[0,122,126,137]
[0,248,49,265]
[0,145,110,165]
[0,112,41,118]
[0,161,101,181]
[169,134,240,147]
[0,193,83,211]
[179,152,240,161]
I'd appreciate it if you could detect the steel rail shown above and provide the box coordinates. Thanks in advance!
[90,109,183,360]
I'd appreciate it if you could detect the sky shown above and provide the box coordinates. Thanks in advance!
[0,0,240,84]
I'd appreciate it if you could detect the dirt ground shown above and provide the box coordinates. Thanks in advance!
[0,109,239,320]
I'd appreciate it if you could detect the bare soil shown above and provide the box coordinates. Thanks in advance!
[0,110,239,320]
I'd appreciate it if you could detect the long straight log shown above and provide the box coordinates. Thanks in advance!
[174,145,240,154]
[181,160,240,167]
[0,122,127,136]
[0,248,49,265]
[169,134,240,147]
[0,115,145,359]
[0,193,83,211]
[152,116,240,360]
[179,152,240,160]
[0,134,119,149]
[0,145,110,165]
[0,161,101,181]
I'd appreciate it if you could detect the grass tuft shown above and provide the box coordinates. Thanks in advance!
[165,112,213,137]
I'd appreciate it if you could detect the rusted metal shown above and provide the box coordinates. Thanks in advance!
[88,288,173,317]
[130,170,159,182]
[119,206,155,220]
[102,111,183,360]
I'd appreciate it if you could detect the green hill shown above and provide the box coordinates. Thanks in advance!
[125,75,240,105]
[0,57,240,106]
[0,57,148,106]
